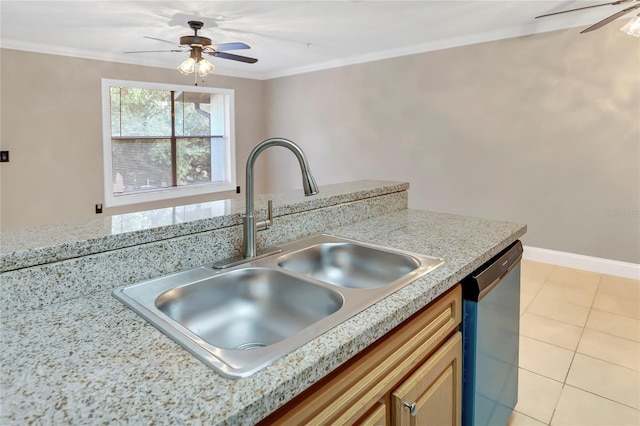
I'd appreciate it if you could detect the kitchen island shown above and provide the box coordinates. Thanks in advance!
[0,181,525,425]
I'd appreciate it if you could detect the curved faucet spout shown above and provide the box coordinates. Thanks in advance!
[244,138,319,259]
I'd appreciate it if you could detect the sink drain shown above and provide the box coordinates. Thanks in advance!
[235,342,267,350]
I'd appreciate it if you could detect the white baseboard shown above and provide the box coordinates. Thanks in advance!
[523,246,640,280]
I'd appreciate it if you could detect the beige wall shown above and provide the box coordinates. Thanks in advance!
[0,49,267,230]
[263,26,640,264]
[2,25,639,264]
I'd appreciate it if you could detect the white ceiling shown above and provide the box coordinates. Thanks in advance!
[1,1,636,80]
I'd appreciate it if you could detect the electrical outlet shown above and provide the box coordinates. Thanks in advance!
[0,151,9,162]
[236,186,241,194]
[95,204,103,214]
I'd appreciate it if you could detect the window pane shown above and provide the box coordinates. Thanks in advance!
[210,94,225,135]
[175,92,214,137]
[110,87,121,137]
[210,137,226,182]
[112,138,172,194]
[176,138,214,186]
[118,88,172,137]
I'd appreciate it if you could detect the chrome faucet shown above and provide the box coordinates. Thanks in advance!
[213,138,318,268]
[243,138,319,258]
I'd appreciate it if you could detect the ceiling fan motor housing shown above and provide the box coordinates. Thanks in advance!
[180,35,212,47]
[182,21,211,47]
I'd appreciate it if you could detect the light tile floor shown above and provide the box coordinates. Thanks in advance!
[507,260,640,426]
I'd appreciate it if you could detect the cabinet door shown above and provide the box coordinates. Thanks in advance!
[391,332,462,426]
[259,285,462,426]
[356,401,388,426]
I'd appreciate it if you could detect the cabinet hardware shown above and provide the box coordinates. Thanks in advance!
[403,401,417,416]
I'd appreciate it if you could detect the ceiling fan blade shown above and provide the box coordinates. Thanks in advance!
[581,2,640,32]
[124,49,184,54]
[535,0,632,18]
[144,36,183,47]
[208,51,258,64]
[208,42,251,51]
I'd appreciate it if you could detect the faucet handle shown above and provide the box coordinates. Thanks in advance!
[256,199,274,231]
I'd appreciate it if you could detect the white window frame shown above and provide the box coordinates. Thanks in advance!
[101,78,236,208]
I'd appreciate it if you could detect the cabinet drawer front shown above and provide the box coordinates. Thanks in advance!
[391,332,462,426]
[357,402,387,426]
[262,285,461,425]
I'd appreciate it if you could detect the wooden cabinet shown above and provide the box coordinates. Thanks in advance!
[259,284,462,426]
[356,402,387,426]
[391,333,462,426]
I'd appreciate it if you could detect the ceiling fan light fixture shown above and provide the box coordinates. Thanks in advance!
[620,13,640,37]
[178,57,196,75]
[196,58,215,77]
[177,45,215,79]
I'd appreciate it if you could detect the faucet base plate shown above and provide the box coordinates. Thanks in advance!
[211,247,282,269]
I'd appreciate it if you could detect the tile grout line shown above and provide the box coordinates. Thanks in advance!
[518,334,580,354]
[578,274,640,364]
[562,351,640,411]
[543,270,601,426]
[565,273,603,380]
[560,383,640,413]
[519,265,567,425]
[518,262,640,425]
[519,262,553,315]
[549,273,623,426]
[589,306,640,326]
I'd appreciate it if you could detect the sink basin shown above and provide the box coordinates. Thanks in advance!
[155,268,343,350]
[113,266,345,378]
[113,234,444,378]
[277,242,422,289]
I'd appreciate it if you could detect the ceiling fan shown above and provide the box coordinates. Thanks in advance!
[535,0,640,34]
[125,20,258,82]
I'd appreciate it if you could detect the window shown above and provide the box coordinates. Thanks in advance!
[101,79,236,207]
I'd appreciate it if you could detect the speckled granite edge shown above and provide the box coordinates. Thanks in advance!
[1,192,407,313]
[0,208,526,425]
[0,180,408,272]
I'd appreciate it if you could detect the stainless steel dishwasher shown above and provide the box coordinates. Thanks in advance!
[461,240,522,426]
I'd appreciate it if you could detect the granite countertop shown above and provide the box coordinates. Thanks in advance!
[0,180,409,273]
[1,209,525,425]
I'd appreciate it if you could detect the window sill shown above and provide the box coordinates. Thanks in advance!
[104,181,237,208]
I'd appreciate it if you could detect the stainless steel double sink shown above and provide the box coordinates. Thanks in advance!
[113,234,444,378]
